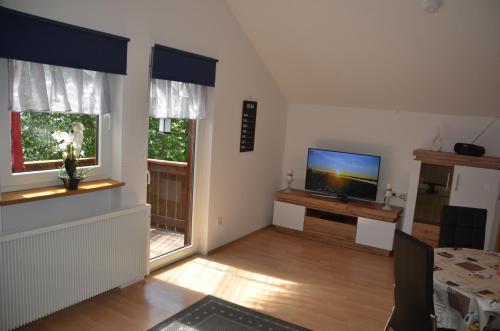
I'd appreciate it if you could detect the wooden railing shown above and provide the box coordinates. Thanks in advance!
[25,157,191,240]
[147,159,190,239]
[20,158,97,173]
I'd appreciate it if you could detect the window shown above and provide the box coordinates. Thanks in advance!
[11,112,98,173]
[0,8,128,191]
[7,59,109,175]
[0,58,113,190]
[148,118,189,162]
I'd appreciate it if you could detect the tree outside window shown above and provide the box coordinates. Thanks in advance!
[12,112,98,173]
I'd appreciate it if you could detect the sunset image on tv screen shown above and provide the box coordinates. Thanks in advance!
[305,149,380,200]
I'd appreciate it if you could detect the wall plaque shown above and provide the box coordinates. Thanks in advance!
[240,100,257,152]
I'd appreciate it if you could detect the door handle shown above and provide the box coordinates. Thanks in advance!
[445,172,450,191]
[146,170,151,185]
[454,174,460,192]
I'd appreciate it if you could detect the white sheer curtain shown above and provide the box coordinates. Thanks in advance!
[8,59,110,114]
[149,78,207,119]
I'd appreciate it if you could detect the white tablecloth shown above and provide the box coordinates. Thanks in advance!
[433,248,500,330]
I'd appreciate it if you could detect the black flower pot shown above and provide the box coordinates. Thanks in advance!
[59,175,83,190]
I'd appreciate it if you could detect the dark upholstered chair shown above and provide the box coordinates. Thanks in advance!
[385,230,437,331]
[485,315,500,331]
[439,205,487,249]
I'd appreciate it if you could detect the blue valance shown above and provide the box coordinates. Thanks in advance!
[0,6,129,75]
[151,44,218,87]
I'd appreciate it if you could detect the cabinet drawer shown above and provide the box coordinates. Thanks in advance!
[303,216,356,243]
[355,217,396,251]
[272,201,305,231]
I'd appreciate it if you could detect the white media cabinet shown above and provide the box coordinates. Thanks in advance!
[272,189,403,255]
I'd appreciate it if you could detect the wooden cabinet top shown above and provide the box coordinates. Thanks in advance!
[275,189,402,223]
[414,149,500,170]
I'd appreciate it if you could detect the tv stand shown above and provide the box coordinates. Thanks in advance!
[310,193,350,203]
[272,189,403,255]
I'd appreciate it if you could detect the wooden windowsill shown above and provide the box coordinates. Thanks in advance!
[0,179,125,206]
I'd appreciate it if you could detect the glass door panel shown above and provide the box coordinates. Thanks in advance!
[412,163,453,247]
[147,118,195,260]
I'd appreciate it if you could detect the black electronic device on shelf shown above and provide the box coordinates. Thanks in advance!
[454,116,498,157]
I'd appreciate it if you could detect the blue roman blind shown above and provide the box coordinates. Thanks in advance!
[151,44,218,87]
[0,6,129,75]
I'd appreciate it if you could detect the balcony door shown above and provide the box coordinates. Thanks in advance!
[147,118,196,265]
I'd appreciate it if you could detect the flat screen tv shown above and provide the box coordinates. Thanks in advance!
[305,148,381,201]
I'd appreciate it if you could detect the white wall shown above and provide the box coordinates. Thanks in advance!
[227,0,500,117]
[282,104,500,206]
[0,0,287,252]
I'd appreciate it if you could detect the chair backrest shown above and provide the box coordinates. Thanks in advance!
[439,205,487,249]
[391,230,435,331]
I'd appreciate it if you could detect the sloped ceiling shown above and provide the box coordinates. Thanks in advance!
[226,0,500,116]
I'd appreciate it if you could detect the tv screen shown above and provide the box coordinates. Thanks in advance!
[305,148,381,201]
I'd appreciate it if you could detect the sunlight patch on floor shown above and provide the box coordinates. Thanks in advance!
[152,257,297,308]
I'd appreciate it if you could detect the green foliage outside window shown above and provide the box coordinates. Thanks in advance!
[19,114,188,164]
[148,118,188,162]
[20,112,97,162]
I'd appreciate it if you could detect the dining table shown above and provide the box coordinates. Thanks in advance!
[433,247,500,331]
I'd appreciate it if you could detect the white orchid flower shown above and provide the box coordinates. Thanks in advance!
[73,134,84,156]
[60,132,72,143]
[53,122,87,172]
[74,147,82,158]
[51,130,63,142]
[58,142,68,151]
[73,122,85,133]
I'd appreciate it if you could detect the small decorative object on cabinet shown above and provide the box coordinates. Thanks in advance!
[284,169,294,192]
[52,122,92,190]
[382,183,393,210]
[431,128,442,152]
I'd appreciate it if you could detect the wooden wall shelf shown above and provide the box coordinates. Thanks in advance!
[0,179,125,206]
[275,189,402,223]
[414,149,500,170]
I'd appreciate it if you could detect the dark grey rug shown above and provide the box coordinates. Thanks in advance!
[148,295,310,331]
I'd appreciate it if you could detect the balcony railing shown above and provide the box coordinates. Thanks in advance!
[20,157,97,173]
[147,159,190,245]
[23,157,191,247]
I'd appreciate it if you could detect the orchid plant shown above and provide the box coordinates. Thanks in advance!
[51,122,91,179]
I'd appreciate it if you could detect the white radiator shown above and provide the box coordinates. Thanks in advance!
[0,205,150,331]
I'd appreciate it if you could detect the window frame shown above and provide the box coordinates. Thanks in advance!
[0,59,112,192]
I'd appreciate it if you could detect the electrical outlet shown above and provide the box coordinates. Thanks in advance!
[217,216,223,225]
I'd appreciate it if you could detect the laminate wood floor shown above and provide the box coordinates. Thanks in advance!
[18,228,394,331]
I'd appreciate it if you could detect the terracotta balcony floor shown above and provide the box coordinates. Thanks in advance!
[149,227,185,259]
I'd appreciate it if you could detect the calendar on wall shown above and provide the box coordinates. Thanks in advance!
[240,100,257,152]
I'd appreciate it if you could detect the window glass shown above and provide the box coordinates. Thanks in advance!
[12,112,98,173]
[148,118,188,162]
